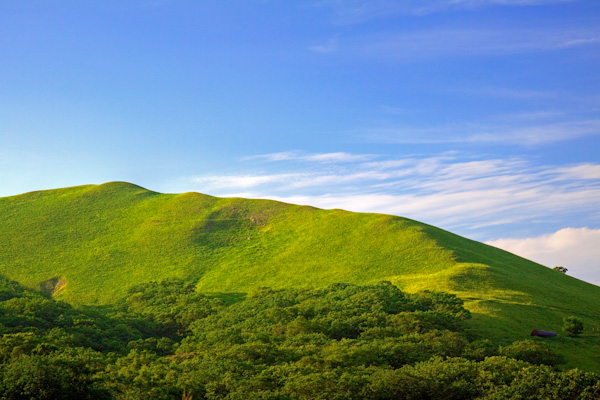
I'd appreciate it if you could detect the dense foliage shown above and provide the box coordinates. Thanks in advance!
[0,277,598,399]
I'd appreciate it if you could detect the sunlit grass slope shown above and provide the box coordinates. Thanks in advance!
[1,182,599,370]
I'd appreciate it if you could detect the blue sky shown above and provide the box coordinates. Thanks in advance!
[1,1,599,283]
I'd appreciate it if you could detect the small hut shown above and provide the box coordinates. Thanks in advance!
[531,329,557,338]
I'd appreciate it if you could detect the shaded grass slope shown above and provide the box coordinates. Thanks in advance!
[1,182,599,370]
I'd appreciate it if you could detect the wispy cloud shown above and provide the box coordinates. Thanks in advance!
[486,228,600,285]
[556,164,600,180]
[189,153,600,236]
[463,86,558,100]
[308,38,339,54]
[192,173,302,189]
[363,119,600,146]
[338,28,600,60]
[320,0,575,24]
[192,170,396,190]
[557,37,600,48]
[243,151,376,163]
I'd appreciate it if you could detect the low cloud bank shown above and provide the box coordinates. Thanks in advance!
[486,228,600,286]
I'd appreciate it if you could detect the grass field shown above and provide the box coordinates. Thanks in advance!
[1,181,599,371]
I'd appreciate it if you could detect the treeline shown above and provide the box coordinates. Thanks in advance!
[0,277,598,399]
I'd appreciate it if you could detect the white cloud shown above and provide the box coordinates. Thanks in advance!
[304,152,374,162]
[244,151,375,163]
[321,0,574,24]
[557,37,600,48]
[464,87,558,100]
[346,27,599,61]
[468,120,600,145]
[242,151,298,162]
[309,38,339,54]
[191,173,302,189]
[265,187,599,231]
[556,164,600,180]
[188,155,600,236]
[364,119,600,146]
[486,228,600,286]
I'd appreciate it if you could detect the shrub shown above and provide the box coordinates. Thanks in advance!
[563,316,584,337]
[499,340,563,367]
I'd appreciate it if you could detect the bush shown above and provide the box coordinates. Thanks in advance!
[499,340,563,367]
[553,266,568,274]
[563,316,584,337]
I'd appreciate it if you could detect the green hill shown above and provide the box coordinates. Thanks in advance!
[1,181,599,371]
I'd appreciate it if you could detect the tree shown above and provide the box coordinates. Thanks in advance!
[553,266,568,274]
[0,350,109,400]
[499,340,563,367]
[563,316,584,337]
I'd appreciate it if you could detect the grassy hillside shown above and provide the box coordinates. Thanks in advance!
[1,182,599,370]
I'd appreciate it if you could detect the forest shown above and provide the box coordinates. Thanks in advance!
[0,277,598,400]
